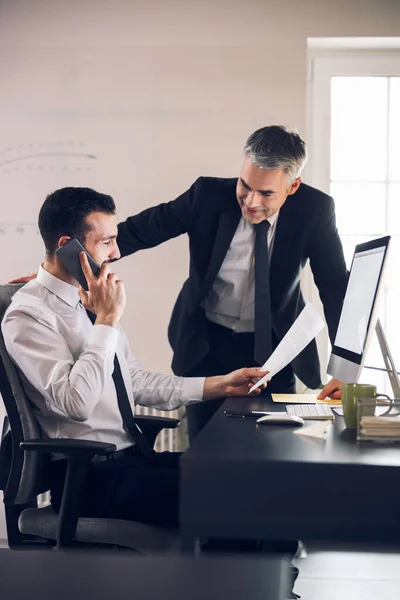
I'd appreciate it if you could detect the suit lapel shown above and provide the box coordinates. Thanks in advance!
[200,192,298,305]
[200,208,241,301]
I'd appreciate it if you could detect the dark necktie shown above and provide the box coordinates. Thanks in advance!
[253,221,272,366]
[85,309,155,460]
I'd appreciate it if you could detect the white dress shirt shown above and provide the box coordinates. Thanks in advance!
[2,267,205,451]
[202,212,279,332]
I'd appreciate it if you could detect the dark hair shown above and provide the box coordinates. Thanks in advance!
[38,187,116,255]
[244,125,307,181]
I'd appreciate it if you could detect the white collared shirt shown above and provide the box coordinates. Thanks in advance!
[202,213,279,332]
[2,267,205,451]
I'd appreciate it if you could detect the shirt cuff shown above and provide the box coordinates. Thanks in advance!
[88,324,119,352]
[182,377,206,403]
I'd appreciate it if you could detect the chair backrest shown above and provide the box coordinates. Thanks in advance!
[0,284,48,505]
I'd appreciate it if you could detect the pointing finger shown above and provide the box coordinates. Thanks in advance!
[99,262,111,279]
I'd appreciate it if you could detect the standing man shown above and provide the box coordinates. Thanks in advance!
[117,125,348,439]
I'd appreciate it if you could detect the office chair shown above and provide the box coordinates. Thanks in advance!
[0,283,180,552]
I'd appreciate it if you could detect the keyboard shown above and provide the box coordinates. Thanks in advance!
[286,403,335,420]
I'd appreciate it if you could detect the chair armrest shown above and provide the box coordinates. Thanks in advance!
[135,415,180,429]
[135,415,180,448]
[20,439,116,457]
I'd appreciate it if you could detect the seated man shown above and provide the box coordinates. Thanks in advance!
[4,186,303,598]
[1,186,267,527]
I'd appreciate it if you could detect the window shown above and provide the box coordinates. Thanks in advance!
[307,46,400,394]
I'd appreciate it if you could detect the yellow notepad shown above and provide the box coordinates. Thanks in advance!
[271,393,342,406]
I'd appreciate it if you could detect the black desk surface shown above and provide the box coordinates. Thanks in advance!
[180,396,400,544]
[183,395,400,467]
[0,550,288,600]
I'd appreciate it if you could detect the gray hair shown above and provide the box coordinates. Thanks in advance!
[244,125,307,182]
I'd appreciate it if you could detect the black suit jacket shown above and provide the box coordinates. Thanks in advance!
[117,177,348,388]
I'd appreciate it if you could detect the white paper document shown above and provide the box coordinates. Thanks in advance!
[249,302,326,394]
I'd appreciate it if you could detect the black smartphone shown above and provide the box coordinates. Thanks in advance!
[55,238,100,290]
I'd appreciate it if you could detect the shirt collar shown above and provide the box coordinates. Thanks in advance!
[242,211,279,231]
[36,265,81,308]
[267,210,279,228]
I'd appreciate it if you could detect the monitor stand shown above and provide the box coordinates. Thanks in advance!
[364,319,400,398]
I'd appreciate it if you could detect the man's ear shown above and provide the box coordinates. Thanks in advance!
[57,236,72,249]
[288,177,302,196]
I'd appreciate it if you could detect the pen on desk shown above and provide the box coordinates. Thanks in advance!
[224,411,259,418]
[224,411,272,418]
[224,412,248,418]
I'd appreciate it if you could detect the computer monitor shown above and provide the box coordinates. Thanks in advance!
[327,236,391,384]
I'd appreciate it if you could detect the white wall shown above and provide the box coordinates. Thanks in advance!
[1,0,399,371]
[1,0,400,541]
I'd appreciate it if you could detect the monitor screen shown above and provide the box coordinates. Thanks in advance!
[328,236,390,382]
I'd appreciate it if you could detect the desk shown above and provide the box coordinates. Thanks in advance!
[180,395,400,551]
[0,550,288,600]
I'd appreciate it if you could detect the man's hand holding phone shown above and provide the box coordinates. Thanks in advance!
[78,253,126,328]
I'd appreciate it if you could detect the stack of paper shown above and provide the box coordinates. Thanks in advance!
[359,416,400,439]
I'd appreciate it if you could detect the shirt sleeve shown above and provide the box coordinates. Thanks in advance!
[118,329,205,411]
[117,177,205,258]
[2,305,119,422]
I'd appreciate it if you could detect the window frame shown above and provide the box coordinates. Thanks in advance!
[304,47,400,384]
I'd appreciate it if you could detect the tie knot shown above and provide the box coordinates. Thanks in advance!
[254,220,270,236]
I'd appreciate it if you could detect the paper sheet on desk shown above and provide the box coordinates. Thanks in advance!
[249,303,325,394]
[293,421,332,440]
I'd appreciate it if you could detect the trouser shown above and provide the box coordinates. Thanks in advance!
[185,319,296,441]
[50,449,181,527]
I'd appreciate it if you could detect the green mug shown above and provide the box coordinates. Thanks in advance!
[342,383,390,429]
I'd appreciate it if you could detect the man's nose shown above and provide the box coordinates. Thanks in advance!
[110,244,121,261]
[246,192,260,208]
